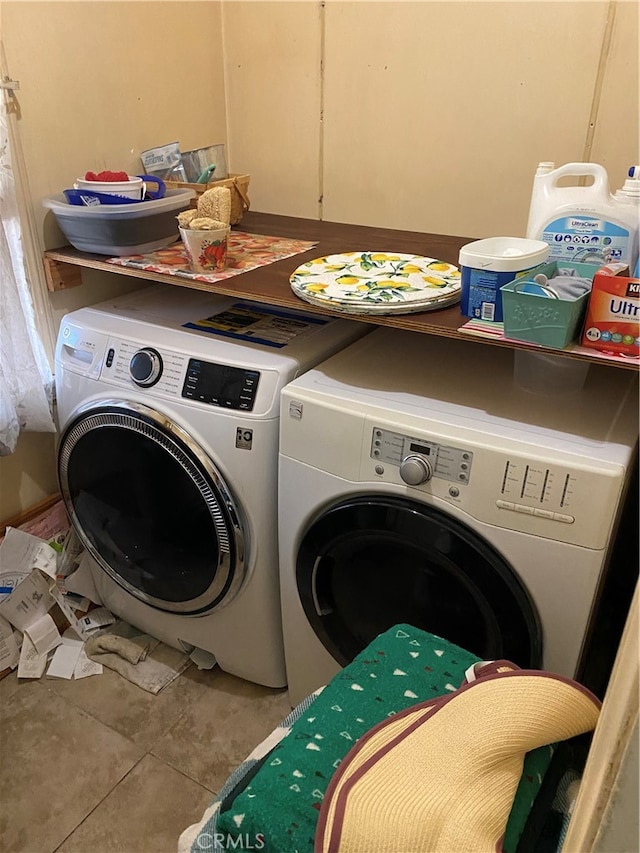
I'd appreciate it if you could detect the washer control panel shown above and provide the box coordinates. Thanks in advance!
[100,339,260,411]
[182,359,260,411]
[370,427,473,485]
[105,340,186,397]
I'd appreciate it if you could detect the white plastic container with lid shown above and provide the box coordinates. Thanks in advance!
[525,162,639,268]
[459,236,550,322]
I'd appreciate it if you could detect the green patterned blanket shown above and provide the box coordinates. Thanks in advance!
[184,624,553,852]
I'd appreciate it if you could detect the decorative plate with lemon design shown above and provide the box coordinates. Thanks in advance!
[289,252,461,315]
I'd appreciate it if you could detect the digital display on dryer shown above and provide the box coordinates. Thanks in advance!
[182,359,260,410]
[410,443,431,455]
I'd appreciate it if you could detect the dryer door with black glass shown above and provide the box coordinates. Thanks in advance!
[58,401,245,615]
[296,496,542,669]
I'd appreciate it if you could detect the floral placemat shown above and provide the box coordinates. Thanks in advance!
[106,232,317,283]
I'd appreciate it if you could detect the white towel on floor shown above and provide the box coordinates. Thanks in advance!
[85,622,191,693]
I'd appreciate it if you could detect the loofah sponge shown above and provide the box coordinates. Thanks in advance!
[197,186,232,226]
[176,209,201,229]
[186,217,228,231]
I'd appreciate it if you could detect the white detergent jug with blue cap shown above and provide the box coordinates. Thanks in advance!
[526,162,639,269]
[613,165,640,273]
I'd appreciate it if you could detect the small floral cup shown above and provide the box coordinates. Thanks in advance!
[179,225,229,273]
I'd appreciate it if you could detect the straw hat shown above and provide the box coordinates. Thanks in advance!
[315,662,600,853]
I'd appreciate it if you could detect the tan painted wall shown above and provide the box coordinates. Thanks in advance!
[225,0,639,236]
[223,1,323,219]
[1,0,227,519]
[1,0,638,519]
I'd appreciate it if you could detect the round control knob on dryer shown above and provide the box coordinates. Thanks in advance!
[130,348,163,387]
[399,454,433,486]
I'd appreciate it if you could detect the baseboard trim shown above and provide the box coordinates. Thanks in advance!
[0,493,62,538]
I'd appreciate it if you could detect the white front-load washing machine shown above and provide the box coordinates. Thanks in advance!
[54,284,368,687]
[279,328,638,705]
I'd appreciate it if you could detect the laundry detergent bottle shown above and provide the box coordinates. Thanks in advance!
[612,166,640,273]
[525,161,639,268]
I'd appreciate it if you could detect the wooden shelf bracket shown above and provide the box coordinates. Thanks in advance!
[43,256,84,292]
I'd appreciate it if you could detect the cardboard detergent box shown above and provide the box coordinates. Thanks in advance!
[581,267,640,356]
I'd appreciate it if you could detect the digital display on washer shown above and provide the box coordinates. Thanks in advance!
[182,359,260,410]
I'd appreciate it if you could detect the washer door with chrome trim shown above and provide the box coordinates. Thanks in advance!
[58,401,245,615]
[296,496,542,668]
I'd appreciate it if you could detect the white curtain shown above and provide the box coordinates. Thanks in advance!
[0,81,56,455]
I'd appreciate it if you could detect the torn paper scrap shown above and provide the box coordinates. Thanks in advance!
[78,607,116,634]
[62,551,103,605]
[46,641,83,679]
[56,527,84,579]
[0,569,55,632]
[0,573,24,604]
[63,593,91,613]
[189,647,218,670]
[48,584,94,641]
[0,614,20,670]
[73,648,103,679]
[24,613,62,656]
[0,527,58,580]
[0,528,53,603]
[17,633,48,679]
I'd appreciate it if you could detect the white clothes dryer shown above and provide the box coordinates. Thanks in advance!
[54,284,368,687]
[278,329,638,705]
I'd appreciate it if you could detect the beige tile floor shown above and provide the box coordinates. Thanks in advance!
[0,661,292,853]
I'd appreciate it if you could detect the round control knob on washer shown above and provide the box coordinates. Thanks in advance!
[399,454,433,486]
[130,348,163,387]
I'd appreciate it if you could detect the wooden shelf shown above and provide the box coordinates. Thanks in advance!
[43,212,639,371]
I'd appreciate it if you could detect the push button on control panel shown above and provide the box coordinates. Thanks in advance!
[553,512,575,524]
[496,500,574,523]
[514,504,535,515]
[496,499,514,510]
[534,508,555,520]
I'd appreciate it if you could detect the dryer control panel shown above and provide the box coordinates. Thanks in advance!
[370,427,473,485]
[361,420,626,549]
